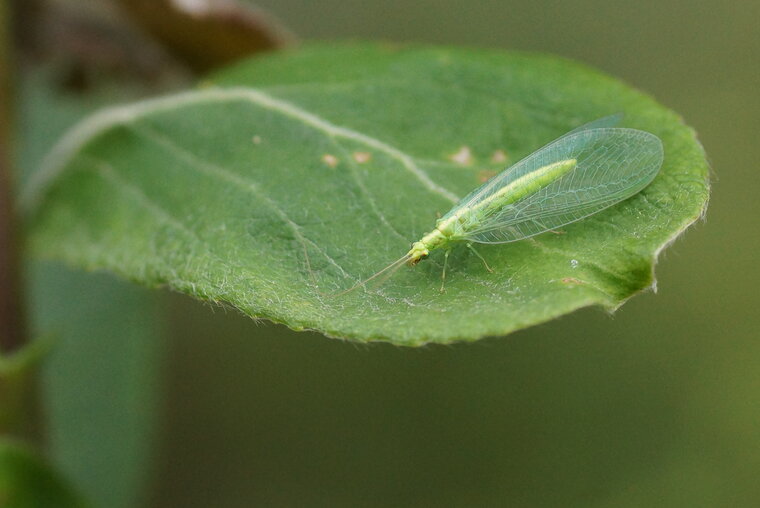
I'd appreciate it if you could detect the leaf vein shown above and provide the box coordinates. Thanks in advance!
[127,123,359,287]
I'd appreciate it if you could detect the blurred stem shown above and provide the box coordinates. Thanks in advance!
[0,0,28,355]
[0,0,43,447]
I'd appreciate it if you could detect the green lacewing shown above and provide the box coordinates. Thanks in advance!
[345,114,664,293]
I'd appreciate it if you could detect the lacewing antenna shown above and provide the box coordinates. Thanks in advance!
[332,254,412,297]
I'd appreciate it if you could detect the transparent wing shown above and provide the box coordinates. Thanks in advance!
[457,127,663,244]
[563,113,623,136]
[447,115,623,215]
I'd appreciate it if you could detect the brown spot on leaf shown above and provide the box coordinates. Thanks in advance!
[321,154,339,168]
[490,149,508,164]
[477,170,497,183]
[449,146,473,165]
[352,151,371,163]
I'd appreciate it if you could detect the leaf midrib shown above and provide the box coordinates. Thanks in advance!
[23,87,462,214]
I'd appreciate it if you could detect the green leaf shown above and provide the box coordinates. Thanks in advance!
[0,439,88,508]
[24,43,709,345]
[18,68,166,508]
[0,337,50,437]
[29,265,163,508]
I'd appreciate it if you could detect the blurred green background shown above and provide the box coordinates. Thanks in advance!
[18,0,760,506]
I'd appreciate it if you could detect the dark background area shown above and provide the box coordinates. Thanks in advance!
[15,0,760,506]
